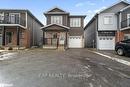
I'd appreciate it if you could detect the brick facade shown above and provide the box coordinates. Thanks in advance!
[4,27,30,48]
[116,29,130,42]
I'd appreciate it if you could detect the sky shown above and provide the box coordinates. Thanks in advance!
[0,0,129,25]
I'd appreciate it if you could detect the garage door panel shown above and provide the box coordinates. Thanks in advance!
[98,37,115,50]
[69,36,82,48]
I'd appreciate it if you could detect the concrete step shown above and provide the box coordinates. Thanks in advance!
[58,46,65,51]
[4,46,26,50]
[43,45,57,49]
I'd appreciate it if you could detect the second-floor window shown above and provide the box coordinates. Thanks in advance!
[51,16,62,25]
[127,14,130,26]
[0,12,4,22]
[70,18,81,27]
[9,13,20,24]
[104,16,113,25]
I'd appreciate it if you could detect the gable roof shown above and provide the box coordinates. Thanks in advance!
[120,5,130,12]
[47,7,66,12]
[44,7,69,15]
[97,0,129,14]
[41,23,70,30]
[26,10,43,26]
[84,0,130,30]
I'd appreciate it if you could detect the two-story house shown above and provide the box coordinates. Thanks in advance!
[117,3,130,41]
[41,7,86,49]
[84,1,130,50]
[0,9,43,49]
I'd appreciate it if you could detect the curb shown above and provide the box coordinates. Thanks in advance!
[87,49,130,66]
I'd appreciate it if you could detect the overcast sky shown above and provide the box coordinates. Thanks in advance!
[0,0,129,25]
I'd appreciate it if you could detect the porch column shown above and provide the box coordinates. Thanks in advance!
[16,26,20,46]
[65,32,68,48]
[2,26,5,46]
[118,12,122,42]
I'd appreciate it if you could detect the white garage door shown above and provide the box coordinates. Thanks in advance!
[69,36,82,48]
[98,37,115,50]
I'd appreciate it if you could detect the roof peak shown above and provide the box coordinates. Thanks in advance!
[44,7,69,14]
[96,0,129,14]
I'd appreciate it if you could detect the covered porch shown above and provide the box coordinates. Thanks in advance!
[0,25,28,50]
[41,24,69,50]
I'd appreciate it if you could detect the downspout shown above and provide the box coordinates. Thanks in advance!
[96,15,98,50]
[32,19,34,46]
[118,12,122,42]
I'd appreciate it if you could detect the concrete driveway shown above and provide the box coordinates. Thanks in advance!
[0,49,130,87]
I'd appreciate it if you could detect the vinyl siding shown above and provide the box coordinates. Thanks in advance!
[84,18,97,48]
[69,17,84,36]
[121,7,130,21]
[27,14,43,46]
[98,2,128,31]
[46,14,69,26]
[101,2,128,13]
[98,13,117,31]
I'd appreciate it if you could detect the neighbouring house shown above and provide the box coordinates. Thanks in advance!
[0,9,43,49]
[117,4,130,41]
[41,7,86,49]
[84,0,130,50]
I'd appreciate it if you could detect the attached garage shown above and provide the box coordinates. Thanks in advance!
[68,36,83,48]
[98,36,115,50]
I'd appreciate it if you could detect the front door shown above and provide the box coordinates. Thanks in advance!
[59,33,65,45]
[6,32,13,45]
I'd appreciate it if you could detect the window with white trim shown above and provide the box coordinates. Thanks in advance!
[0,12,4,21]
[70,18,81,27]
[104,16,113,24]
[51,16,62,25]
[9,13,20,24]
[127,14,130,26]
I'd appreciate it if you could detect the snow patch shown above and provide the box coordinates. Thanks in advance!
[0,53,16,60]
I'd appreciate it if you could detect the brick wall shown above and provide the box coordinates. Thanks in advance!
[5,27,30,48]
[116,29,130,42]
